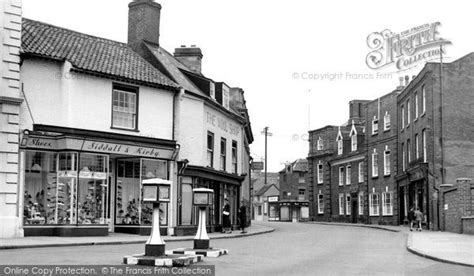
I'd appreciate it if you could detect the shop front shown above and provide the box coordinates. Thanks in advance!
[267,196,280,221]
[20,125,177,236]
[279,200,309,222]
[175,165,244,236]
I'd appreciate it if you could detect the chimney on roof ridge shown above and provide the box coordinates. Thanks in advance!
[174,45,203,74]
[404,75,410,86]
[128,0,162,47]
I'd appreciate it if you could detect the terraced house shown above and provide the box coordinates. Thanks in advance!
[0,0,253,238]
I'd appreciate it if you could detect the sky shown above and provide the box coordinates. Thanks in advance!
[22,0,474,172]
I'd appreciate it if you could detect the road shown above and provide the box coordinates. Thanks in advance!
[0,222,472,275]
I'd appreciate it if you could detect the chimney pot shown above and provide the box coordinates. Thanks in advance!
[404,75,409,86]
[174,46,203,74]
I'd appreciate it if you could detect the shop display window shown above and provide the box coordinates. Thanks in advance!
[78,154,109,224]
[24,151,110,225]
[115,158,169,226]
[24,151,57,225]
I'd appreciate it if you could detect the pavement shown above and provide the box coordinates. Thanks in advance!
[0,223,274,250]
[307,221,474,267]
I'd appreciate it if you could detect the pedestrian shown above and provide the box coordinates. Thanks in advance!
[414,208,423,231]
[239,202,247,234]
[408,207,415,231]
[222,198,232,234]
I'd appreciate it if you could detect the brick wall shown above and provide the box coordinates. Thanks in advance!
[0,0,23,238]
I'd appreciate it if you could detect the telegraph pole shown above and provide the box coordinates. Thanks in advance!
[261,127,273,184]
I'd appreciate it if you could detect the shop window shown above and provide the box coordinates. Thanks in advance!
[207,132,214,167]
[220,138,226,171]
[56,152,78,225]
[78,154,109,224]
[112,84,138,130]
[232,140,237,174]
[141,159,168,225]
[24,151,57,225]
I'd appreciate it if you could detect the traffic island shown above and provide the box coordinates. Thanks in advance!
[123,254,202,267]
[169,188,228,258]
[123,179,201,267]
[166,248,228,258]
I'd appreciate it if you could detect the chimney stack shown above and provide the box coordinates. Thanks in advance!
[404,75,410,86]
[128,0,161,47]
[174,45,203,74]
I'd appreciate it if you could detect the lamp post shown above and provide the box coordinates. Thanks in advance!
[193,188,214,249]
[142,178,171,256]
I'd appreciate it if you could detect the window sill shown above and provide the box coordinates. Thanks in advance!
[384,173,391,177]
[384,128,391,132]
[372,175,379,179]
[110,126,139,132]
[421,112,426,117]
[371,132,378,136]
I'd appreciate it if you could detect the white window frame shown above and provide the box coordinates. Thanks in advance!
[407,139,411,163]
[422,85,426,114]
[337,139,343,155]
[318,194,324,214]
[346,165,351,185]
[401,105,405,129]
[384,111,390,131]
[351,134,357,151]
[339,193,345,215]
[358,162,364,183]
[112,87,138,130]
[207,131,214,167]
[339,167,344,186]
[358,192,364,215]
[415,92,419,119]
[407,99,411,126]
[372,116,379,135]
[372,149,378,177]
[317,137,323,150]
[317,162,323,184]
[422,129,427,162]
[369,193,380,216]
[415,134,419,159]
[346,194,351,215]
[402,143,406,171]
[220,137,226,171]
[383,146,391,176]
[382,192,393,216]
[223,88,230,110]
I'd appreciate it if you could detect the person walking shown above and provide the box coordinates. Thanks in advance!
[414,208,423,231]
[222,198,232,234]
[408,207,415,231]
[239,202,247,234]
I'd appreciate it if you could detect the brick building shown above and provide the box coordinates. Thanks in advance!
[308,126,338,221]
[396,54,474,231]
[366,89,400,225]
[278,159,309,222]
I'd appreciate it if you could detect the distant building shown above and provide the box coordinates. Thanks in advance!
[250,171,279,220]
[252,184,279,221]
[278,159,310,222]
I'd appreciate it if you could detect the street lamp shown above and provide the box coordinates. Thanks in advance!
[193,188,214,249]
[142,178,171,256]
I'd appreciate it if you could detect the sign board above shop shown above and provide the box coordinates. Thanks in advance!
[21,135,176,160]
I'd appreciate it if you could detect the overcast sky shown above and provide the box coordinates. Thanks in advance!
[22,0,473,172]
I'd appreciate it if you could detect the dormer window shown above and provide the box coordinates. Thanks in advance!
[223,87,230,110]
[372,116,378,135]
[336,127,343,155]
[210,82,216,100]
[317,137,323,150]
[384,111,390,131]
[349,122,357,152]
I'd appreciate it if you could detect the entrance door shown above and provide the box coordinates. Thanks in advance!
[351,200,358,223]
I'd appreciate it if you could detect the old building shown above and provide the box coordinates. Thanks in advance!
[395,54,474,231]
[308,126,339,221]
[250,171,279,220]
[278,159,310,222]
[126,0,254,235]
[252,184,279,221]
[0,0,23,238]
[366,90,400,225]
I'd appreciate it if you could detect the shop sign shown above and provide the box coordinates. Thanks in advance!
[58,171,78,178]
[251,162,264,171]
[23,137,56,149]
[268,196,279,202]
[82,141,174,159]
[206,111,240,136]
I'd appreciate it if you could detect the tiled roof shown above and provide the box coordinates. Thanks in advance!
[255,184,279,197]
[21,18,178,90]
[144,43,205,96]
